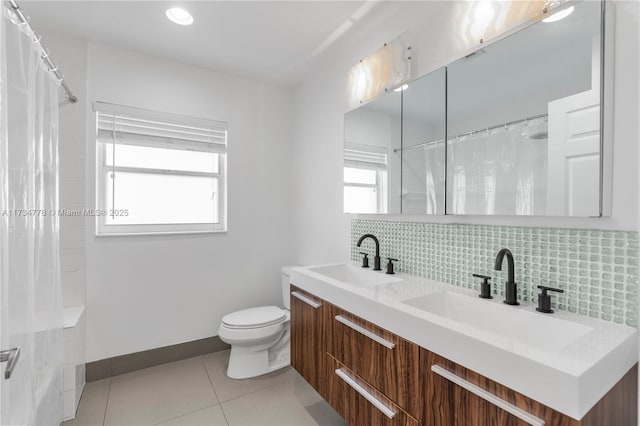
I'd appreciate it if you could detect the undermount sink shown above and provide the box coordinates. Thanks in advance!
[308,263,402,288]
[402,291,594,350]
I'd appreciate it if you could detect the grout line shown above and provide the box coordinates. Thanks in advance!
[219,404,231,426]
[213,371,294,405]
[151,404,223,426]
[101,380,111,426]
[201,356,230,425]
[201,355,221,403]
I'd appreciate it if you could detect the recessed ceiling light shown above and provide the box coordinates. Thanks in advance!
[542,6,574,23]
[166,7,193,26]
[394,84,409,92]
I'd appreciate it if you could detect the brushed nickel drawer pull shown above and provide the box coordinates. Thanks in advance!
[291,291,321,309]
[335,368,397,419]
[431,365,545,426]
[335,315,395,349]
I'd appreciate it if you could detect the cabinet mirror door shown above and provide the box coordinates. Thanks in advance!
[446,1,603,216]
[401,67,446,215]
[344,90,402,214]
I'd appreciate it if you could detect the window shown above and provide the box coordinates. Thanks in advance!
[343,144,388,214]
[94,102,227,235]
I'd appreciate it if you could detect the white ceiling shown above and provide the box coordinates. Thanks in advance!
[24,0,386,88]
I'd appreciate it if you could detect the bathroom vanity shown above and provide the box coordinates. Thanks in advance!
[289,264,638,426]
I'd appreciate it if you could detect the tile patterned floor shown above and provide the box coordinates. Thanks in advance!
[64,350,347,426]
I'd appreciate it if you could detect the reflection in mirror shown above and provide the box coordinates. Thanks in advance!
[400,67,446,214]
[344,90,401,214]
[446,2,602,216]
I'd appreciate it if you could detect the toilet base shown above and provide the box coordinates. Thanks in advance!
[226,342,290,379]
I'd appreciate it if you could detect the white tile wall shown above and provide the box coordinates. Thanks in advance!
[43,30,88,420]
[63,307,86,420]
[55,32,87,310]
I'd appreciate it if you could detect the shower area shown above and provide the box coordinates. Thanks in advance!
[1,1,76,424]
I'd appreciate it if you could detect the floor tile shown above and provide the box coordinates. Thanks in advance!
[304,401,348,426]
[221,374,346,426]
[110,356,201,384]
[63,378,111,426]
[202,350,297,402]
[104,356,218,426]
[154,405,228,426]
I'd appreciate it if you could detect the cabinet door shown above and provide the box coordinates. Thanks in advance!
[290,285,325,395]
[327,305,421,419]
[422,349,577,426]
[326,354,419,426]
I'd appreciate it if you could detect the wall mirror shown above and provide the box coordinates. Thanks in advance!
[343,1,607,217]
[343,89,402,214]
[446,1,604,216]
[400,67,446,214]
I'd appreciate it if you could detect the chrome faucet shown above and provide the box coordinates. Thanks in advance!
[494,248,519,306]
[357,234,381,271]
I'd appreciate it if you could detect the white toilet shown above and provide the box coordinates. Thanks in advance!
[218,266,294,379]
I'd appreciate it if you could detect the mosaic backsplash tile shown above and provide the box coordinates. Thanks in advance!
[351,220,640,327]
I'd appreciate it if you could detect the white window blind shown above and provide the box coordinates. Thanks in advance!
[94,102,228,235]
[96,102,227,153]
[344,147,388,170]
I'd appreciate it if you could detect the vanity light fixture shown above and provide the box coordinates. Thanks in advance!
[166,7,194,26]
[542,5,574,23]
[394,84,409,92]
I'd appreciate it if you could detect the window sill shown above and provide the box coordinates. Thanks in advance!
[95,229,227,237]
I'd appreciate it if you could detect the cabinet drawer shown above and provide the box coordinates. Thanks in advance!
[327,305,420,419]
[422,349,636,426]
[326,354,419,426]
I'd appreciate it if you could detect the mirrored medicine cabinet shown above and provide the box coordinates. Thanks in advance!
[343,1,608,217]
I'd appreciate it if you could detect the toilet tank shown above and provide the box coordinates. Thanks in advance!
[281,266,298,310]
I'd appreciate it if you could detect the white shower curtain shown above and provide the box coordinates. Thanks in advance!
[0,6,63,426]
[447,117,548,216]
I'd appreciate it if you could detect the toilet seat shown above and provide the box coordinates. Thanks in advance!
[222,306,287,329]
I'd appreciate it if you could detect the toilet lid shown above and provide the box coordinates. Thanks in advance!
[222,306,287,329]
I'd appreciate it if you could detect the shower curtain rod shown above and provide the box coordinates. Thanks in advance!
[8,0,78,103]
[393,112,548,153]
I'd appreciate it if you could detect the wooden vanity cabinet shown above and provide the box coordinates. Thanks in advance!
[289,286,637,426]
[422,348,638,426]
[289,285,326,396]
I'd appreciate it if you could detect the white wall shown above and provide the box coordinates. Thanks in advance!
[82,43,294,362]
[291,1,640,266]
[47,35,294,362]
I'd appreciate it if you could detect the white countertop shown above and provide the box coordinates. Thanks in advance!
[291,263,638,420]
